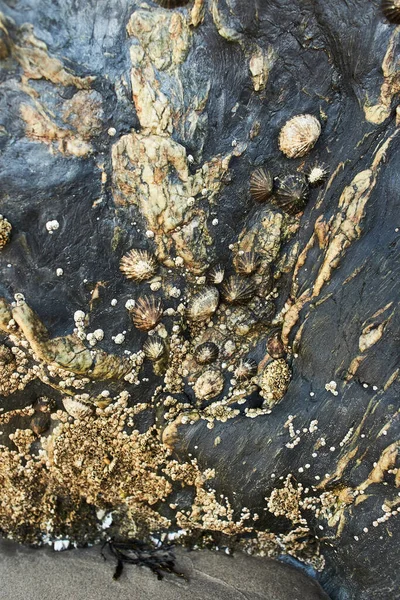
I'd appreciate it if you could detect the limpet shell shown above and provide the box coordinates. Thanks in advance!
[279,114,321,159]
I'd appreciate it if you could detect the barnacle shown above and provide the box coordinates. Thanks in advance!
[186,287,219,322]
[143,336,166,361]
[194,342,219,365]
[221,275,257,305]
[120,249,157,282]
[250,167,273,202]
[273,173,309,215]
[234,358,258,381]
[234,252,261,277]
[131,296,163,331]
[382,0,400,23]
[278,114,321,159]
[0,215,12,249]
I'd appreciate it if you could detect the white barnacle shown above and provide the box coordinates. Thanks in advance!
[45,219,60,234]
[74,310,85,323]
[125,299,136,310]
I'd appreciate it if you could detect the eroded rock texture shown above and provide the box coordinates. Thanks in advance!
[0,1,399,598]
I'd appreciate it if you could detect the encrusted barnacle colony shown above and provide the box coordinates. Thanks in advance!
[194,342,219,365]
[221,275,257,304]
[273,173,309,215]
[257,359,292,408]
[250,167,273,202]
[193,369,224,401]
[234,358,258,381]
[0,215,12,249]
[153,0,190,8]
[381,0,400,23]
[278,114,321,159]
[120,249,157,281]
[207,264,225,285]
[234,251,261,277]
[186,287,219,322]
[143,336,166,362]
[307,163,329,187]
[131,295,163,331]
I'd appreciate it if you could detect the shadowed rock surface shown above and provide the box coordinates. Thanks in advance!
[0,1,399,599]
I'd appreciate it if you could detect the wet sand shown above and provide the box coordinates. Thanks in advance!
[0,539,331,600]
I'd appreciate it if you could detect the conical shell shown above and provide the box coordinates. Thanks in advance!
[187,287,219,322]
[132,296,163,331]
[234,359,257,381]
[382,0,400,23]
[279,114,321,159]
[250,168,273,202]
[267,334,286,359]
[221,275,256,305]
[120,249,157,281]
[193,369,224,401]
[63,397,93,420]
[307,163,329,187]
[234,252,261,277]
[194,342,219,365]
[143,336,166,361]
[273,173,309,215]
[207,264,225,285]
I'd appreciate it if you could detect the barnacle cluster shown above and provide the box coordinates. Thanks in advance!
[0,214,12,249]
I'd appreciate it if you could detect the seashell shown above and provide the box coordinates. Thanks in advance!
[120,249,157,281]
[194,342,219,365]
[234,358,258,381]
[233,252,261,277]
[267,334,286,359]
[131,295,163,331]
[186,287,219,322]
[153,0,190,7]
[63,397,93,419]
[278,114,321,159]
[382,0,400,23]
[250,167,273,202]
[307,163,329,187]
[0,215,12,249]
[30,412,50,436]
[221,275,256,305]
[143,336,166,361]
[193,369,224,401]
[258,359,291,408]
[207,264,225,285]
[273,173,309,215]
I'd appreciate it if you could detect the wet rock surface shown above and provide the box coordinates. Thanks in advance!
[0,1,399,599]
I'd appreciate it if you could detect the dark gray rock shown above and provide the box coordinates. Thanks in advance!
[0,1,399,599]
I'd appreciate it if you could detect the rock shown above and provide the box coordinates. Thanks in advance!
[0,1,398,598]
